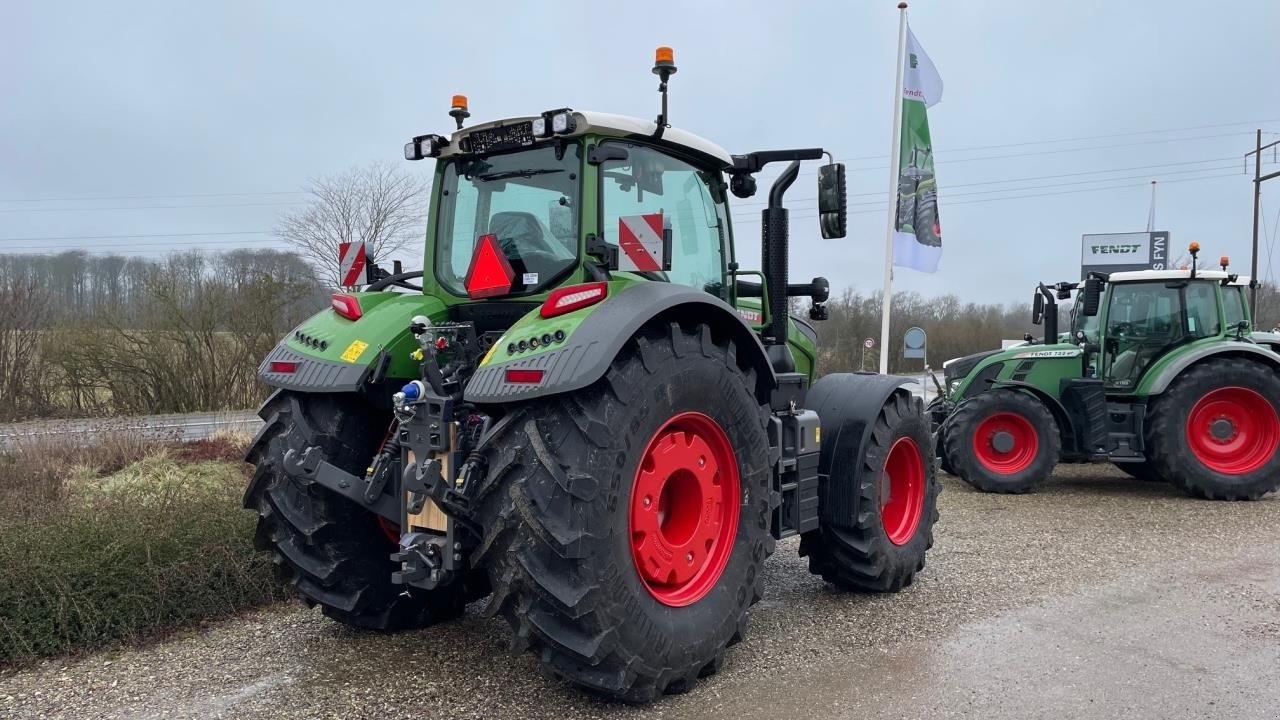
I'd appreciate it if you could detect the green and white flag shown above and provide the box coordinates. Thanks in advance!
[893,26,943,273]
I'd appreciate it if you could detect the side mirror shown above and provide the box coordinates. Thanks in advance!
[588,144,630,165]
[1082,277,1103,316]
[818,163,847,239]
[1032,292,1045,326]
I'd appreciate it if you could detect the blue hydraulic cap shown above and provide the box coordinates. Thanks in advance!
[401,380,426,401]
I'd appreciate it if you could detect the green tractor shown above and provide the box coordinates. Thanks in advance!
[933,244,1280,500]
[244,49,939,702]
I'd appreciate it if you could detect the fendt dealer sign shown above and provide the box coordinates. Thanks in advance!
[1081,231,1169,278]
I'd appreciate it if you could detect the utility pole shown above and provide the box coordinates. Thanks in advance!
[1146,181,1156,232]
[1247,129,1280,323]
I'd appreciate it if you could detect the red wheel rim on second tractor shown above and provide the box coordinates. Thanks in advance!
[1185,386,1280,474]
[881,437,925,546]
[629,412,740,607]
[972,411,1039,474]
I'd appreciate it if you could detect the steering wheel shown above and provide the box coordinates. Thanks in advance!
[1110,321,1135,339]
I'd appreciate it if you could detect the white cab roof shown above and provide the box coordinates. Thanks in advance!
[1108,269,1249,285]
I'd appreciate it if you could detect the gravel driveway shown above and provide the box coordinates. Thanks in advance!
[4,467,1279,720]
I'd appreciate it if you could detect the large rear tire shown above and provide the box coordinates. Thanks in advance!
[942,389,1060,493]
[800,388,940,592]
[1147,358,1280,500]
[245,392,480,630]
[473,322,773,702]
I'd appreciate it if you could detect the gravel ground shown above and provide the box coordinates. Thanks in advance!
[4,466,1279,719]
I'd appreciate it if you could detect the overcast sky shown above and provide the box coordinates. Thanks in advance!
[4,1,1280,304]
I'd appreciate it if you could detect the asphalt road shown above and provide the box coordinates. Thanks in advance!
[4,466,1279,720]
[0,411,261,449]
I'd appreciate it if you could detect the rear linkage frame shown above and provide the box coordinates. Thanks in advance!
[281,315,495,592]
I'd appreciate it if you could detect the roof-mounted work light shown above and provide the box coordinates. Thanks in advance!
[404,133,449,161]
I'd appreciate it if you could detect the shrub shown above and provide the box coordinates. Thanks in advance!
[0,438,287,663]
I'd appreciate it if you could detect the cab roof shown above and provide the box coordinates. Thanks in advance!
[1107,269,1250,285]
[443,110,735,169]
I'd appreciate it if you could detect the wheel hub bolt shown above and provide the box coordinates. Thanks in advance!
[686,552,694,564]
[643,496,651,508]
[698,457,705,468]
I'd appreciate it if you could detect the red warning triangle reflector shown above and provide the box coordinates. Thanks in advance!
[464,233,515,298]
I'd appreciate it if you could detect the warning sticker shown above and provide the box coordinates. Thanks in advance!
[617,213,664,272]
[340,339,369,363]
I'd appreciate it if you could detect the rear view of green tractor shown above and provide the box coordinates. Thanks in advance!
[244,49,940,702]
[934,244,1280,500]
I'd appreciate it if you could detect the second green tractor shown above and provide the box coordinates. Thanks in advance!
[933,244,1280,500]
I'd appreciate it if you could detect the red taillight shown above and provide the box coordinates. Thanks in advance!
[540,282,608,318]
[465,233,515,299]
[505,369,545,384]
[331,293,362,320]
[269,360,298,373]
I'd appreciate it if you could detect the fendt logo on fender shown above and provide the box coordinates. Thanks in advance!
[1091,244,1142,255]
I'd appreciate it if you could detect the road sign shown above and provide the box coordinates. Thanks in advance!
[904,326,927,359]
[338,241,368,287]
[863,337,876,349]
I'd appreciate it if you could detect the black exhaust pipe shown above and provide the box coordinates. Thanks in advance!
[762,161,800,345]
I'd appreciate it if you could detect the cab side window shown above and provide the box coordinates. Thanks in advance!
[1224,286,1249,328]
[599,142,726,296]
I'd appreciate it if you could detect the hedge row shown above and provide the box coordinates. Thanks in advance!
[0,440,287,663]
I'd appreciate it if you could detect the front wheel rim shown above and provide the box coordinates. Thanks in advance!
[972,411,1039,474]
[881,436,925,545]
[1185,386,1280,474]
[629,412,740,608]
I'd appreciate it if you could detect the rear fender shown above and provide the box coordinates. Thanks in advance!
[806,372,916,529]
[1138,343,1280,395]
[257,293,448,393]
[464,282,776,403]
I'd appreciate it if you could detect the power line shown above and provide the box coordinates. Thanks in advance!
[0,200,308,214]
[0,230,275,242]
[835,118,1280,162]
[0,190,307,204]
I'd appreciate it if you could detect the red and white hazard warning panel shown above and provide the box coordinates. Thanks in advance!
[617,213,666,272]
[338,241,368,287]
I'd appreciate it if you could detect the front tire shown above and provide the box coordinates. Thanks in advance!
[800,387,940,592]
[943,389,1060,493]
[1147,358,1280,500]
[245,392,478,630]
[473,322,772,702]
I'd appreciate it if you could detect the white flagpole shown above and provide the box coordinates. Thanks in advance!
[879,1,909,375]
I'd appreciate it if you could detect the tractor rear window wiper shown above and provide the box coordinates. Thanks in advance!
[477,169,564,181]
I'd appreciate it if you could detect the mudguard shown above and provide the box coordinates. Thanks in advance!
[257,293,448,393]
[806,372,915,529]
[1138,342,1280,395]
[464,281,776,403]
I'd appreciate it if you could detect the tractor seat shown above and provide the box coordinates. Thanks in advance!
[488,211,559,279]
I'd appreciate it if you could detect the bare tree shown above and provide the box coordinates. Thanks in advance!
[276,162,428,287]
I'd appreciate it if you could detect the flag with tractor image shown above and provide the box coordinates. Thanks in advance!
[893,26,943,273]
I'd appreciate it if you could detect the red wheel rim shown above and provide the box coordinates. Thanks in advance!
[629,412,740,607]
[972,411,1039,474]
[376,517,400,546]
[1185,386,1280,474]
[881,437,925,546]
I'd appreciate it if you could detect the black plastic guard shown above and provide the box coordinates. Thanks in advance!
[806,372,915,529]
